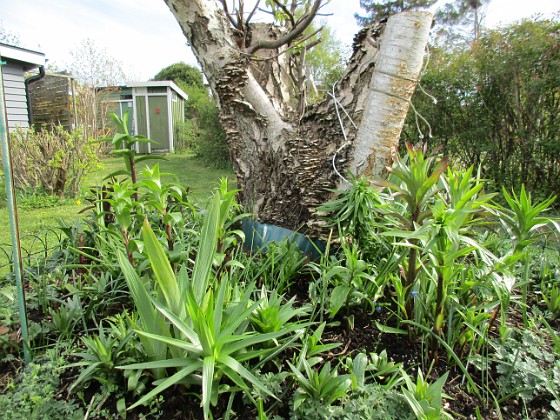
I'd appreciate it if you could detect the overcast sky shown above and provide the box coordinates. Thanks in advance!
[1,0,558,81]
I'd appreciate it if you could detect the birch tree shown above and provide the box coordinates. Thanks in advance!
[163,0,432,233]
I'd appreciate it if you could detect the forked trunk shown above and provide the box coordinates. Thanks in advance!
[164,1,432,234]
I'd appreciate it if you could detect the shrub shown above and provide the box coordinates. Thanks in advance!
[7,126,101,197]
[184,86,230,168]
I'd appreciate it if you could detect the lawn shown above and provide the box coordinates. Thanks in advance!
[0,153,234,276]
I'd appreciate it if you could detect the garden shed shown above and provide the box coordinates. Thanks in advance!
[0,42,45,132]
[128,81,187,154]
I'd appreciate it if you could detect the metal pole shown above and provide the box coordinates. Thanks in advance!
[0,60,31,364]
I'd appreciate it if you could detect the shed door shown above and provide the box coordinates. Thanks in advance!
[148,96,169,151]
[135,96,149,154]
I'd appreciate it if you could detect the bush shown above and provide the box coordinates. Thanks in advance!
[184,86,230,168]
[6,126,101,197]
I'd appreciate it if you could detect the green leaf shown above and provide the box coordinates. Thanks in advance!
[142,220,184,318]
[192,192,221,303]
[375,322,407,335]
[127,363,200,410]
[329,285,352,318]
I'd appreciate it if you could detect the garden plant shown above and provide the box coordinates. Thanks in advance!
[0,118,559,419]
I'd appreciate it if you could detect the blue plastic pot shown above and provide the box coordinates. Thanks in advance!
[241,219,325,260]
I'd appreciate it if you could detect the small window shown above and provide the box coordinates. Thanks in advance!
[172,92,178,102]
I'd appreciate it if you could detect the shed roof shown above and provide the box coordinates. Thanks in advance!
[127,80,188,100]
[0,42,45,71]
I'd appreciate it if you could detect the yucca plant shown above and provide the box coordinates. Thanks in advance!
[118,189,303,418]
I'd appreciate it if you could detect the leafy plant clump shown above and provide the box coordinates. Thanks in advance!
[7,125,101,197]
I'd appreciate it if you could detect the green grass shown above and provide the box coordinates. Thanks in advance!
[0,154,234,276]
[84,154,234,203]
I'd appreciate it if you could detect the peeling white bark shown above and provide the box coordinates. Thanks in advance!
[163,0,431,231]
[243,72,291,152]
[351,11,432,178]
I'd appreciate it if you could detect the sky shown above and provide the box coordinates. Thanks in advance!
[1,0,558,82]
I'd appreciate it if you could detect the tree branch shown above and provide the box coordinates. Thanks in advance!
[245,0,261,26]
[271,0,296,28]
[219,0,239,29]
[245,0,322,54]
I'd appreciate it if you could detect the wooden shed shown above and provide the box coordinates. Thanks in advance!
[128,81,187,154]
[0,42,45,132]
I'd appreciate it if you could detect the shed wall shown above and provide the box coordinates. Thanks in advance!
[1,62,29,131]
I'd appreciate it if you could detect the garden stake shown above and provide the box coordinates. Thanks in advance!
[0,61,31,363]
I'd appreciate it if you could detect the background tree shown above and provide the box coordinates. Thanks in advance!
[0,22,21,46]
[403,18,560,200]
[355,0,437,25]
[163,0,432,233]
[67,38,127,87]
[67,39,130,141]
[304,22,347,100]
[153,62,204,90]
[435,0,491,42]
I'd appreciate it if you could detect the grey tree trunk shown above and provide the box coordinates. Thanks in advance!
[164,0,432,234]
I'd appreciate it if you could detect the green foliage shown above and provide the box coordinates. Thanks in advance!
[288,358,351,414]
[490,327,560,414]
[118,189,301,418]
[69,314,145,394]
[0,351,83,419]
[153,62,204,90]
[323,240,377,319]
[153,63,229,168]
[101,111,163,186]
[320,144,559,365]
[17,191,69,210]
[542,284,560,319]
[329,383,414,419]
[250,288,309,335]
[7,126,101,197]
[318,174,386,257]
[304,22,347,98]
[404,19,560,202]
[400,369,452,420]
[184,85,230,168]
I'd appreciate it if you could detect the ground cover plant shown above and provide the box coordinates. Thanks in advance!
[0,128,559,419]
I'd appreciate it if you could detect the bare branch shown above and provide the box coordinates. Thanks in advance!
[219,0,239,28]
[245,0,323,54]
[245,0,262,26]
[243,27,322,62]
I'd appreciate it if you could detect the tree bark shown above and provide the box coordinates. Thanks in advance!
[164,1,432,234]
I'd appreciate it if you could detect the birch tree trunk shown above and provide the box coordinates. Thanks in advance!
[164,0,432,234]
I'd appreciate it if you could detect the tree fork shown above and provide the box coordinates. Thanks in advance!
[164,1,432,234]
